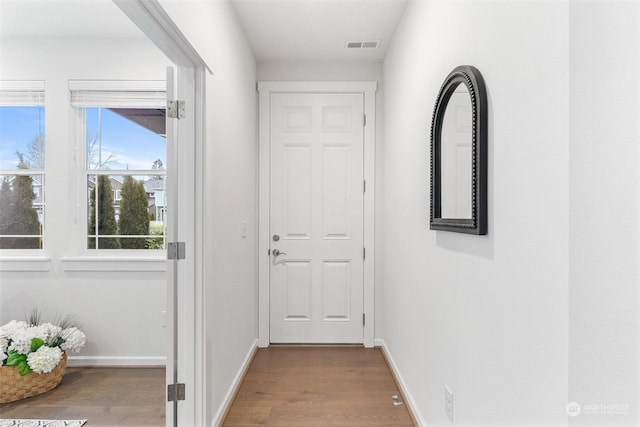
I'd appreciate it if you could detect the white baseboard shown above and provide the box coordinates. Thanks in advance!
[212,339,258,427]
[67,355,166,367]
[377,339,427,427]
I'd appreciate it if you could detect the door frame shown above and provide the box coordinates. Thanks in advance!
[114,1,210,425]
[257,81,377,348]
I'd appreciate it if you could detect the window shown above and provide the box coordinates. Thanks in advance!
[0,82,45,249]
[70,82,167,251]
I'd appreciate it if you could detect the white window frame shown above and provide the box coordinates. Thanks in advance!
[0,81,47,263]
[69,80,167,259]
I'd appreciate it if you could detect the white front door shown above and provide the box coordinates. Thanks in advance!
[269,93,365,344]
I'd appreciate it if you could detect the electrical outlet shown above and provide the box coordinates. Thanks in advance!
[445,385,453,422]
[241,220,247,238]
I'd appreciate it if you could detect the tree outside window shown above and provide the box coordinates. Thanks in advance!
[0,100,45,249]
[119,176,150,249]
[82,106,166,250]
[87,175,120,249]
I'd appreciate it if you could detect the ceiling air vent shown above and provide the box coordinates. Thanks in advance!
[346,40,380,49]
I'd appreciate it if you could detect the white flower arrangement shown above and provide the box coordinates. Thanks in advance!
[0,312,86,376]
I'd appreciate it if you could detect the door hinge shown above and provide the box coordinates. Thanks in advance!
[363,247,366,260]
[167,100,185,119]
[167,383,186,402]
[362,313,366,327]
[363,113,367,126]
[363,180,366,193]
[167,242,186,260]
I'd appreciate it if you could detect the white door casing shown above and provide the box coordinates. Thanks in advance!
[114,2,210,426]
[269,93,364,343]
[258,81,377,348]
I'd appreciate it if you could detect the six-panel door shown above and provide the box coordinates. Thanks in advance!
[269,93,365,344]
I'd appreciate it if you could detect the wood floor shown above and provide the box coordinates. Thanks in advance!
[0,348,414,427]
[222,347,415,427]
[0,367,165,427]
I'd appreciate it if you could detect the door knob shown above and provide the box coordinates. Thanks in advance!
[272,248,287,257]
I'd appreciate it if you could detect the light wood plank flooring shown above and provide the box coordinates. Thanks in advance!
[1,348,414,427]
[222,347,415,427]
[0,367,165,427]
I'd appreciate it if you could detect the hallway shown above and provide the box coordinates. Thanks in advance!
[1,1,638,425]
[222,347,414,426]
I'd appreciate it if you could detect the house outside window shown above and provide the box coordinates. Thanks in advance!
[70,82,167,251]
[0,82,45,250]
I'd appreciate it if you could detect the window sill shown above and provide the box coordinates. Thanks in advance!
[61,256,167,272]
[0,256,52,272]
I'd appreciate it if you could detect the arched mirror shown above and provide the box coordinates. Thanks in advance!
[430,65,487,234]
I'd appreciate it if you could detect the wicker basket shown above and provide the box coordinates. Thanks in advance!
[0,352,67,403]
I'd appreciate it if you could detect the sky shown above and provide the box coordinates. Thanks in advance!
[0,106,44,170]
[0,106,166,171]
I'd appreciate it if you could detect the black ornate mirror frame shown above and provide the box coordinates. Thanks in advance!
[430,65,487,235]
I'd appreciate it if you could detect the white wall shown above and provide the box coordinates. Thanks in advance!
[158,2,258,425]
[258,61,381,81]
[569,2,639,426]
[257,61,387,341]
[382,2,569,425]
[0,38,170,365]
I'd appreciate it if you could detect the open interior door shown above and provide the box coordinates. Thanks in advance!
[165,65,179,427]
[165,65,198,426]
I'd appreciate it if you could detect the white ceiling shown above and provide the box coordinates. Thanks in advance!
[231,0,407,62]
[0,0,407,62]
[0,0,145,39]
